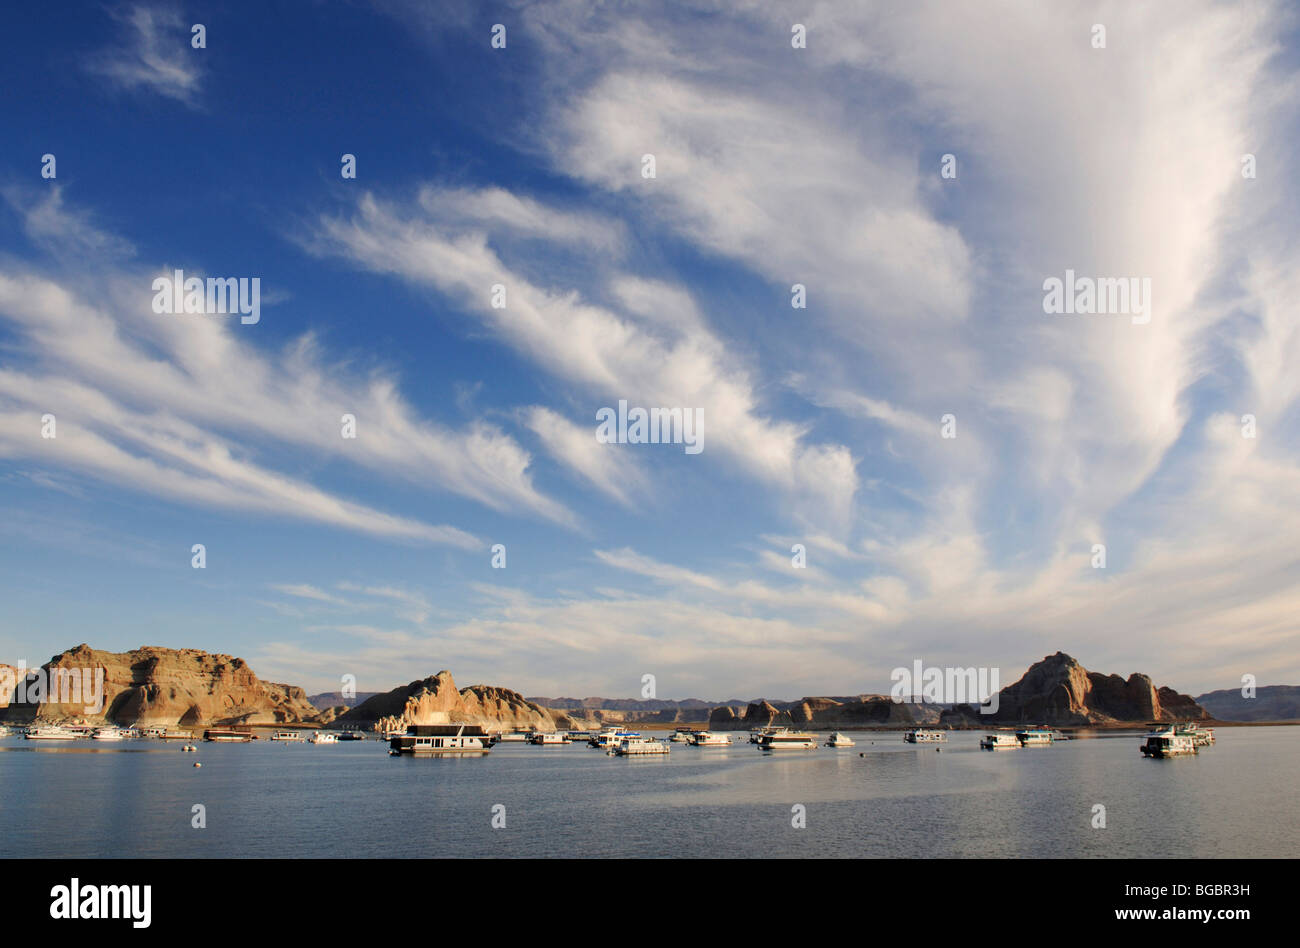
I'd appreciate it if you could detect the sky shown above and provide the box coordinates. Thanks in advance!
[0,1,1297,700]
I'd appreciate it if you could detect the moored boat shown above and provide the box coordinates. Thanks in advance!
[757,729,818,750]
[1175,724,1215,746]
[389,723,493,756]
[309,731,338,744]
[613,737,670,756]
[903,728,947,744]
[203,727,255,742]
[270,730,306,742]
[825,732,855,747]
[1015,727,1054,746]
[590,726,641,749]
[91,727,129,741]
[670,727,697,743]
[1140,727,1198,758]
[529,732,570,745]
[25,725,78,740]
[688,730,730,746]
[980,732,1019,750]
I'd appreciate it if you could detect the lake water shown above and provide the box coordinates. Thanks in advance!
[2,728,1295,858]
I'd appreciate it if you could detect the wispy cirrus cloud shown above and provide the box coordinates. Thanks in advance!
[84,4,204,106]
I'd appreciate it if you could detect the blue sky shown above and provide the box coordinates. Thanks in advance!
[1,1,1298,699]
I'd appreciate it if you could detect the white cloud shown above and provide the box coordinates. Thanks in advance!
[85,5,204,106]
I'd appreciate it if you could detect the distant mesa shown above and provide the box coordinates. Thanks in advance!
[306,691,381,711]
[707,695,939,731]
[1194,685,1300,722]
[940,651,1210,727]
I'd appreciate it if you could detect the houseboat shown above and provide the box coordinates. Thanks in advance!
[496,729,534,743]
[158,729,194,740]
[270,730,306,742]
[388,723,493,756]
[825,732,855,747]
[613,737,670,756]
[670,727,698,742]
[757,729,818,750]
[1140,727,1198,758]
[203,728,255,742]
[980,732,1020,750]
[903,728,947,744]
[1015,727,1055,746]
[590,727,641,749]
[309,731,338,744]
[529,732,570,745]
[1175,724,1215,747]
[24,725,77,740]
[750,725,787,744]
[688,731,731,746]
[565,730,592,743]
[337,730,366,741]
[0,725,13,737]
[91,727,129,741]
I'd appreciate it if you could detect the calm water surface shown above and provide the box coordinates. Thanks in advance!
[2,728,1295,857]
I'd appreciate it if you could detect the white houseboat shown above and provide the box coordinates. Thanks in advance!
[1015,727,1055,746]
[24,725,78,740]
[980,732,1020,750]
[309,731,338,744]
[203,728,255,742]
[591,727,641,749]
[1175,724,1215,747]
[529,732,570,745]
[91,727,129,741]
[389,723,493,756]
[825,732,855,747]
[757,729,818,750]
[613,737,670,756]
[1141,727,1198,757]
[270,730,306,742]
[903,728,947,744]
[688,731,731,746]
[670,727,697,742]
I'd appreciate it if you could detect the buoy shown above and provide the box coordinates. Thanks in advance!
[193,762,201,768]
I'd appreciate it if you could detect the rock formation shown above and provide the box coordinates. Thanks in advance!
[940,652,1210,726]
[0,644,322,726]
[337,670,555,732]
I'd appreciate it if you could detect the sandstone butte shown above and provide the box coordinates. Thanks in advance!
[937,651,1211,727]
[0,644,321,727]
[336,670,555,733]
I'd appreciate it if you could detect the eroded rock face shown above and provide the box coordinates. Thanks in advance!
[337,671,555,732]
[0,664,19,708]
[0,644,322,726]
[941,652,1209,726]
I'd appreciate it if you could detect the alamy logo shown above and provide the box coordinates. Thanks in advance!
[152,269,261,325]
[1042,269,1151,325]
[49,878,151,928]
[596,400,703,454]
[0,663,105,713]
[890,660,1001,714]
